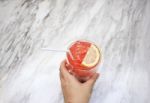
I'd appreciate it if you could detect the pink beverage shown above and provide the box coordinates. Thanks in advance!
[66,40,101,81]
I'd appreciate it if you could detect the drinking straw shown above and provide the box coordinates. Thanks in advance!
[41,48,67,53]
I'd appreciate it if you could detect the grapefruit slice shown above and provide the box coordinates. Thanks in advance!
[81,44,100,68]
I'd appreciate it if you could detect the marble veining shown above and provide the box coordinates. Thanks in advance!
[0,0,150,103]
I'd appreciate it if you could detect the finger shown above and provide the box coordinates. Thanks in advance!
[59,60,67,81]
[60,60,80,84]
[59,72,66,88]
[60,60,72,78]
[85,73,99,87]
[59,67,64,80]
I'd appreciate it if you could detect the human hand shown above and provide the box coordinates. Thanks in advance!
[60,60,99,103]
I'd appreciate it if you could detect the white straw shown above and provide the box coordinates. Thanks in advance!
[41,48,67,53]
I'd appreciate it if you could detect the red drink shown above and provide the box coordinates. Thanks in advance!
[66,40,101,81]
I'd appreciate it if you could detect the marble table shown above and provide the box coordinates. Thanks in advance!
[0,0,150,103]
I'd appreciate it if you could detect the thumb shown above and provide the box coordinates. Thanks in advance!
[85,73,99,88]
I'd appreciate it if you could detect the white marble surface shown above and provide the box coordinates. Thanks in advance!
[0,0,150,103]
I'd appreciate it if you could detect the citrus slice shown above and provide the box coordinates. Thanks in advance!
[81,44,100,67]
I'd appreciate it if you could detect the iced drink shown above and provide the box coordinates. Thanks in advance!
[66,40,101,81]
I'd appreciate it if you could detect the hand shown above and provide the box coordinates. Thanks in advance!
[60,60,99,103]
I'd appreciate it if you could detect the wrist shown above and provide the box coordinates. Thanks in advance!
[64,99,88,103]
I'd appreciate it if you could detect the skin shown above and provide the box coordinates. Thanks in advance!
[60,60,99,103]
